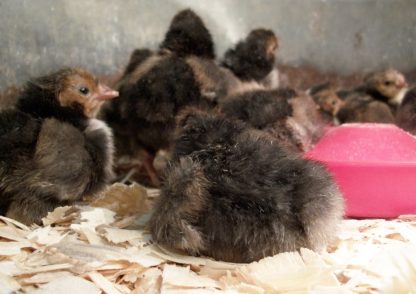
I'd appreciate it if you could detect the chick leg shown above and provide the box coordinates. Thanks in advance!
[137,149,160,187]
[149,157,208,254]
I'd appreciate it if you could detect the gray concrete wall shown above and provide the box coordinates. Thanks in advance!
[1,0,416,89]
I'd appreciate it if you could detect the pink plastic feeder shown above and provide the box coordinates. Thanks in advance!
[306,123,416,218]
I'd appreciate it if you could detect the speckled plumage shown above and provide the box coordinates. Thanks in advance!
[337,69,407,123]
[102,10,229,186]
[338,93,395,124]
[309,82,344,125]
[396,87,416,134]
[0,68,116,224]
[149,110,344,263]
[222,29,278,83]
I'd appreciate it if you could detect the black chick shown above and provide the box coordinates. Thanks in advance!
[0,86,21,110]
[221,88,293,129]
[102,53,207,186]
[149,109,344,263]
[221,88,326,153]
[222,29,278,84]
[160,9,232,104]
[0,68,118,224]
[396,87,416,134]
[160,9,215,59]
[102,9,226,186]
[122,48,153,77]
[220,88,302,152]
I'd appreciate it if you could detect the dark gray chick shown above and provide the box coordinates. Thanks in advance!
[149,109,344,263]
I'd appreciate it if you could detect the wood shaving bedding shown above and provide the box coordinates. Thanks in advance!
[0,183,415,293]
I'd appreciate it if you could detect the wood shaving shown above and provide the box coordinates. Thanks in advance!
[0,183,415,293]
[29,275,101,294]
[90,183,151,217]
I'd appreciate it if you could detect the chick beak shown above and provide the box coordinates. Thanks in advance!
[396,81,408,89]
[96,83,119,100]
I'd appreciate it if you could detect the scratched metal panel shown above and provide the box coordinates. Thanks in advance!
[1,0,415,89]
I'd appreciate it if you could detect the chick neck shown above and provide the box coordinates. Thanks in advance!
[356,85,390,104]
[16,83,88,130]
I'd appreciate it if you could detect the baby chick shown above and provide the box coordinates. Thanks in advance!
[220,88,326,153]
[122,48,153,77]
[396,87,416,134]
[103,9,225,186]
[285,92,328,151]
[220,88,303,152]
[160,9,215,59]
[160,9,233,104]
[308,82,344,125]
[337,93,395,124]
[0,68,118,224]
[222,29,278,84]
[221,88,293,129]
[0,86,21,110]
[103,53,208,186]
[340,69,408,112]
[336,69,407,124]
[149,109,344,263]
[360,69,408,107]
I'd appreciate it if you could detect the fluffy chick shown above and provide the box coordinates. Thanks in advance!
[122,48,153,77]
[0,86,22,110]
[308,82,344,125]
[337,93,395,124]
[103,10,227,186]
[221,88,293,129]
[159,9,230,103]
[222,29,278,83]
[149,109,344,263]
[361,69,408,106]
[341,69,408,108]
[220,88,302,152]
[279,91,328,152]
[160,9,215,59]
[396,87,416,134]
[103,53,210,186]
[221,88,326,153]
[335,70,408,124]
[0,68,118,224]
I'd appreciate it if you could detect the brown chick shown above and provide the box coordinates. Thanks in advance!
[337,93,395,124]
[284,92,328,152]
[336,69,407,124]
[396,87,416,134]
[339,69,408,117]
[0,68,118,224]
[308,82,344,125]
[361,69,408,107]
[149,109,344,263]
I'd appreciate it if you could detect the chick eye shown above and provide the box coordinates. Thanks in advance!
[79,87,90,95]
[384,81,393,86]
